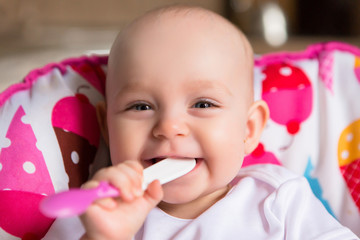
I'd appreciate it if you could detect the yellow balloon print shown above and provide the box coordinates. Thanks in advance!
[338,119,360,167]
[355,56,360,68]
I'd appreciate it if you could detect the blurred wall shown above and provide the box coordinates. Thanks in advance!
[0,0,225,39]
[1,0,359,47]
[0,0,226,91]
[0,0,359,91]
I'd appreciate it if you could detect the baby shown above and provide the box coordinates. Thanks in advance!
[80,5,358,240]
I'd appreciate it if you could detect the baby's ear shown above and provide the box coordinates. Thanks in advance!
[244,100,269,155]
[96,101,109,146]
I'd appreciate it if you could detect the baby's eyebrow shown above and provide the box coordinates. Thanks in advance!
[109,81,147,103]
[114,81,150,97]
[186,79,233,96]
[118,81,147,92]
[112,79,233,100]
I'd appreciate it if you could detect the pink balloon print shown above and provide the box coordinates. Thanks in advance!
[52,91,100,148]
[70,61,106,96]
[262,63,313,136]
[0,191,54,239]
[52,89,100,188]
[243,143,281,167]
[319,51,334,93]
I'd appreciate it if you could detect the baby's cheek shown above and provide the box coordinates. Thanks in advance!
[108,122,147,162]
[203,122,243,156]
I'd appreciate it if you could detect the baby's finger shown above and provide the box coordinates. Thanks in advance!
[91,161,144,201]
[81,180,100,190]
[80,180,118,210]
[94,197,118,210]
[114,161,144,196]
[143,180,164,207]
[112,161,144,200]
[120,160,144,176]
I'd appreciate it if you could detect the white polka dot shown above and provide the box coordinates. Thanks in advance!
[41,193,48,196]
[21,115,30,124]
[279,67,292,76]
[0,162,2,172]
[341,150,349,160]
[298,84,305,90]
[23,161,36,174]
[270,87,278,92]
[346,133,353,142]
[260,73,267,81]
[1,138,11,148]
[3,188,11,191]
[71,151,80,164]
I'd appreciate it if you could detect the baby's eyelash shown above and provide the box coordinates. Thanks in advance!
[192,99,219,109]
[126,102,152,111]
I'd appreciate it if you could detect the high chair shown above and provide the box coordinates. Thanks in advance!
[0,42,359,239]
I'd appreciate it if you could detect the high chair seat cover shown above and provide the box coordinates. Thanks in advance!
[0,42,359,239]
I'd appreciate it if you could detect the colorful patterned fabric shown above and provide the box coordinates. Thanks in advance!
[0,56,107,239]
[0,42,359,238]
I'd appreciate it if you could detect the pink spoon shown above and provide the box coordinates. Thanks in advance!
[40,158,196,218]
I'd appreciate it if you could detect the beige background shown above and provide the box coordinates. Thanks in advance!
[0,0,359,92]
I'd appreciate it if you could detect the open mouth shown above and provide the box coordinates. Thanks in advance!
[145,157,199,166]
[148,157,166,165]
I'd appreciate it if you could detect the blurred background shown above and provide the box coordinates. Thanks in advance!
[0,0,359,91]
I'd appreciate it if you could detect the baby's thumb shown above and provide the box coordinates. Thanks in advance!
[143,180,163,208]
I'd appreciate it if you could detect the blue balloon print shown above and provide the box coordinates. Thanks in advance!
[304,157,336,218]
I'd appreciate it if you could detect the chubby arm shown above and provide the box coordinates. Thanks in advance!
[80,161,163,240]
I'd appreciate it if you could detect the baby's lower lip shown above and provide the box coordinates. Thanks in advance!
[192,158,203,171]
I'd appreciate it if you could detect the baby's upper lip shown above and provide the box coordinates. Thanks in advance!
[145,156,196,161]
[142,156,201,168]
[143,155,200,163]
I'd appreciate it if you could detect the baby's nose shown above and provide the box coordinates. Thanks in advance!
[152,116,189,140]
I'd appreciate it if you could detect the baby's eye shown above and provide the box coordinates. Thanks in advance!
[127,103,152,111]
[192,100,216,109]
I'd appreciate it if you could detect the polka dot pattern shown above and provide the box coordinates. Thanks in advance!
[0,106,55,195]
[23,161,36,174]
[71,151,80,164]
[338,119,360,166]
[0,137,11,148]
[279,66,292,76]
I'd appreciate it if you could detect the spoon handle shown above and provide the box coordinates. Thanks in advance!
[40,158,196,218]
[94,181,120,198]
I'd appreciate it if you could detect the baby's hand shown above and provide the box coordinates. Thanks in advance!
[80,160,163,240]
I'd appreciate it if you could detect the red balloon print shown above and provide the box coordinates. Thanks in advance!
[261,62,313,150]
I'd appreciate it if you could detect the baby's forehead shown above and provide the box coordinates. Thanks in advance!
[113,7,252,59]
[107,7,254,100]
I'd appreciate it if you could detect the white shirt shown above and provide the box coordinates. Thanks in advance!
[135,164,358,240]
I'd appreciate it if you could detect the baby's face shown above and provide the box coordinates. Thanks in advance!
[105,12,254,205]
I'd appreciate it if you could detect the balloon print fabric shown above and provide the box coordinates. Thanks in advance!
[1,42,360,238]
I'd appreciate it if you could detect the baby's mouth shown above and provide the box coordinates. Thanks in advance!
[149,157,166,165]
[145,157,199,166]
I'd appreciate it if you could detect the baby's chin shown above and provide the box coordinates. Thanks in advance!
[158,184,231,219]
[160,183,203,204]
[160,182,227,205]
